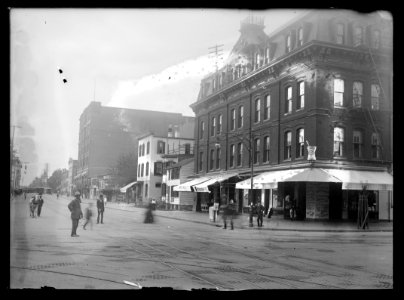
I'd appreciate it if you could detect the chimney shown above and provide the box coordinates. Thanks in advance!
[168,124,173,137]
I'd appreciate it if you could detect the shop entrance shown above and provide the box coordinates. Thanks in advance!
[295,182,306,220]
[329,182,343,220]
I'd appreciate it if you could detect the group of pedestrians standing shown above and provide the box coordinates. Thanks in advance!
[248,201,266,227]
[28,193,44,218]
[67,192,106,237]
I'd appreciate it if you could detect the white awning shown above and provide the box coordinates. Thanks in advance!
[173,177,211,192]
[192,173,239,193]
[120,181,138,193]
[284,168,342,182]
[236,169,305,189]
[323,169,393,190]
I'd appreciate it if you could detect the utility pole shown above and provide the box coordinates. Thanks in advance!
[208,44,224,72]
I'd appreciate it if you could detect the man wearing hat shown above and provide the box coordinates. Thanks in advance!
[68,191,83,237]
[96,194,105,224]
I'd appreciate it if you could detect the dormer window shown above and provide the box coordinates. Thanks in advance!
[286,34,291,52]
[336,23,344,44]
[298,27,304,46]
[354,26,363,47]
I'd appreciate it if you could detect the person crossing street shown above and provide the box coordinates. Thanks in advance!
[96,194,105,224]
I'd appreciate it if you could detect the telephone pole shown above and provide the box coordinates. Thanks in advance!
[208,44,224,72]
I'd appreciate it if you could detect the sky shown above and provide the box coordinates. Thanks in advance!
[10,8,307,186]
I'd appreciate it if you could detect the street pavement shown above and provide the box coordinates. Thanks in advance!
[10,193,393,290]
[98,199,393,232]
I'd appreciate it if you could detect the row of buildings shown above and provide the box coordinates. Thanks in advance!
[69,10,393,221]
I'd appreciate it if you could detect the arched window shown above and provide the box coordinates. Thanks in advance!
[371,84,380,110]
[230,109,235,130]
[354,26,363,47]
[298,27,304,46]
[264,95,270,120]
[230,144,235,168]
[297,81,305,109]
[254,138,260,164]
[263,136,270,162]
[371,132,381,159]
[211,117,216,136]
[141,163,144,177]
[146,141,150,154]
[353,130,363,158]
[210,149,215,170]
[353,81,363,108]
[238,106,244,128]
[334,79,344,107]
[146,162,149,176]
[216,147,221,169]
[237,143,243,166]
[286,34,291,52]
[296,128,305,158]
[285,86,292,113]
[254,98,261,123]
[333,127,345,157]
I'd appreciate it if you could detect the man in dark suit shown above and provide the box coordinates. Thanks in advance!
[68,191,83,237]
[96,194,105,224]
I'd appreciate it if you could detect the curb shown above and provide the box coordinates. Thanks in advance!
[104,204,393,233]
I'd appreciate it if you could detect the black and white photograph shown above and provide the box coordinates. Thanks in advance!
[10,8,393,290]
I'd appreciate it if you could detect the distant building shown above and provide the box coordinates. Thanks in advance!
[68,158,78,196]
[166,157,195,210]
[11,154,22,192]
[136,125,194,205]
[75,101,194,199]
[185,10,392,221]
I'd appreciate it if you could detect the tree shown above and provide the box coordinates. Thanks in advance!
[109,153,137,187]
[28,177,43,188]
[47,168,68,191]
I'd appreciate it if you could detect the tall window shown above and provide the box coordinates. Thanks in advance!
[254,138,260,164]
[286,34,291,52]
[141,163,144,177]
[238,106,244,128]
[213,78,216,90]
[285,86,292,113]
[211,117,216,136]
[157,141,165,154]
[265,47,270,64]
[230,109,235,130]
[263,136,270,162]
[297,81,305,109]
[154,162,163,175]
[284,131,292,160]
[144,184,148,198]
[373,30,381,49]
[333,127,345,157]
[336,23,344,44]
[138,145,142,157]
[354,26,363,47]
[264,95,271,120]
[138,164,140,177]
[146,141,150,154]
[334,79,344,107]
[353,81,363,108]
[210,149,215,170]
[254,98,261,122]
[371,84,380,110]
[219,74,223,87]
[216,147,221,169]
[199,152,203,172]
[296,129,305,158]
[145,162,149,176]
[230,144,235,168]
[199,121,204,139]
[353,130,363,158]
[298,27,304,46]
[218,114,222,134]
[371,132,381,159]
[237,143,243,166]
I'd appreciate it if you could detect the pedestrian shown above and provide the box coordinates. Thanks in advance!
[68,191,83,237]
[83,202,94,230]
[290,198,296,221]
[256,201,264,227]
[37,193,44,217]
[144,202,154,223]
[29,195,38,218]
[223,199,236,230]
[248,202,255,227]
[96,194,105,224]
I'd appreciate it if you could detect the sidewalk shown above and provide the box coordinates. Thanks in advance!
[103,201,393,232]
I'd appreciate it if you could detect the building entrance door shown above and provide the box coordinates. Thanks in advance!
[329,182,343,220]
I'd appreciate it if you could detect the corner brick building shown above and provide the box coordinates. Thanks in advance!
[185,10,393,221]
